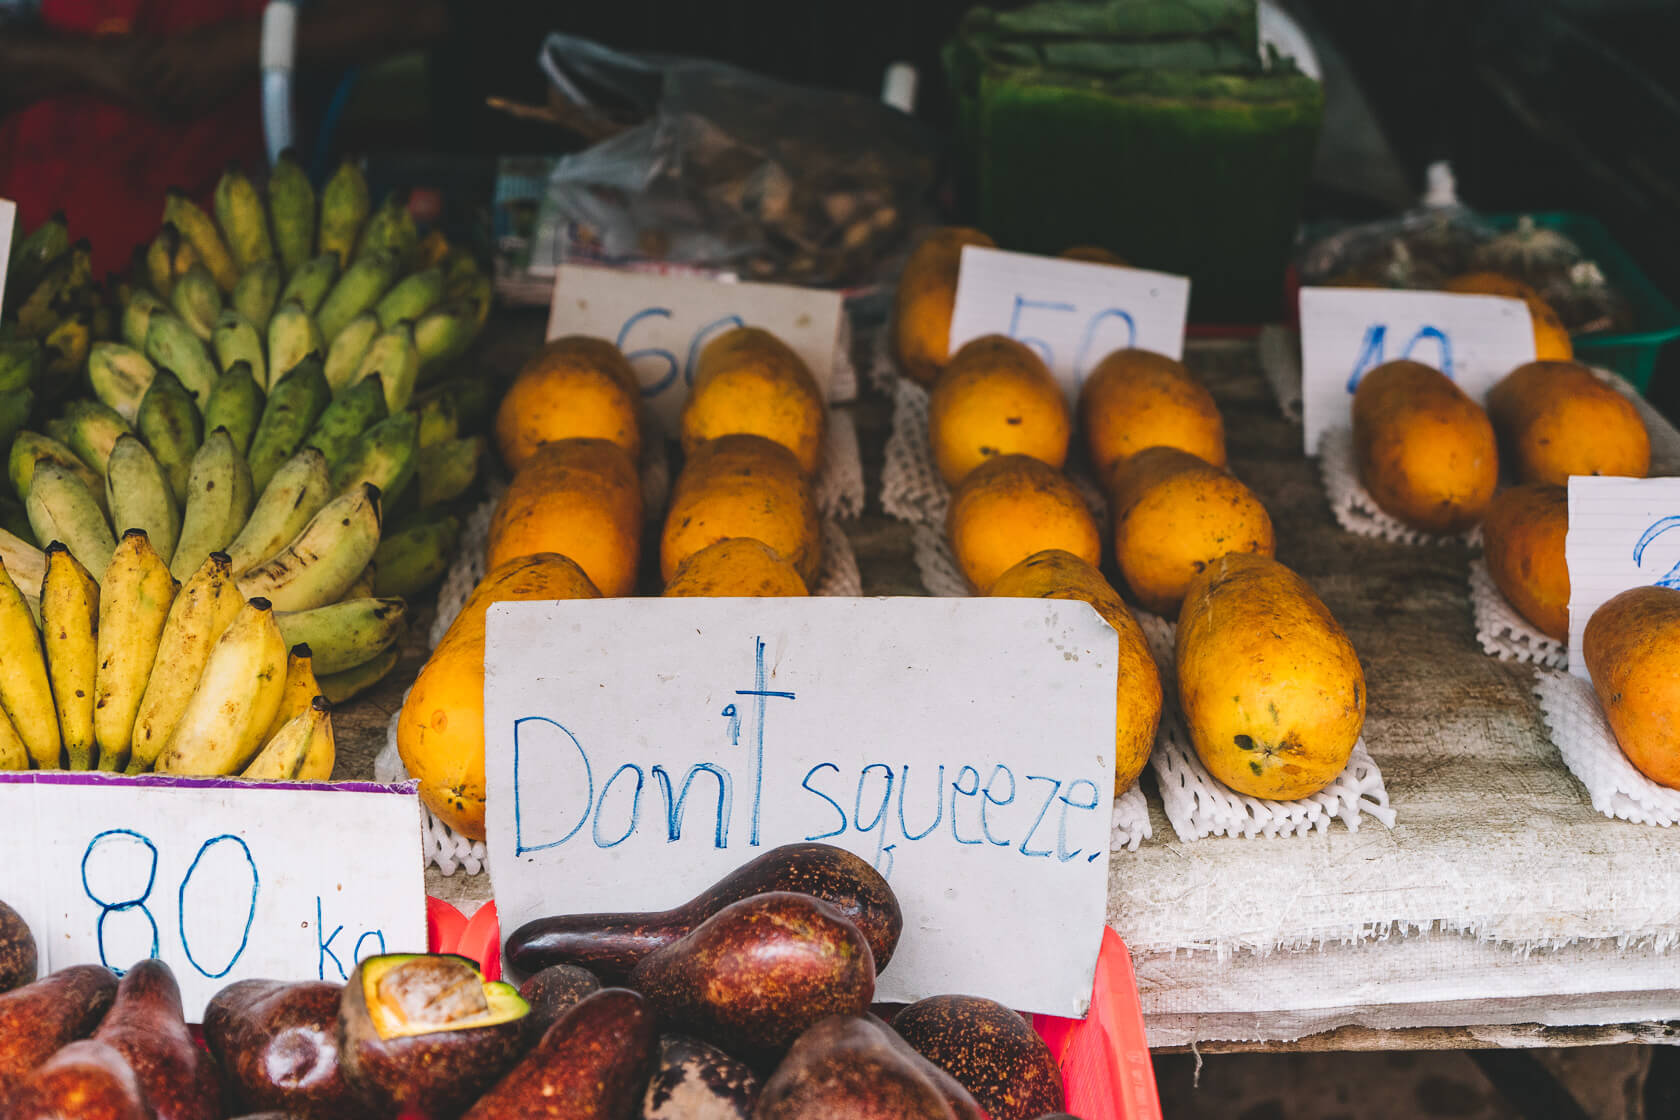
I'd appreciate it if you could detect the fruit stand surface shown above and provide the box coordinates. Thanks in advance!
[331,317,1680,1049]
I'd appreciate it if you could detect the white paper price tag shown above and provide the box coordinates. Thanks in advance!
[1299,287,1536,454]
[484,598,1117,1016]
[0,199,16,321]
[0,774,425,1019]
[546,264,845,433]
[947,246,1189,402]
[1566,476,1680,678]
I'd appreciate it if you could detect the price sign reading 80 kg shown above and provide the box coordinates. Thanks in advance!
[0,774,425,1019]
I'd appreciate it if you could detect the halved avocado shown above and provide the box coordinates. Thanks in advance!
[337,953,530,1115]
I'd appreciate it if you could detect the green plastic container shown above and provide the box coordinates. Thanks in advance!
[1485,212,1680,394]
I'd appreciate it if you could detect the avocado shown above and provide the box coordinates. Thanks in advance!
[0,898,35,993]
[518,962,601,1038]
[337,952,530,1116]
[204,978,361,1118]
[891,995,1064,1120]
[642,1034,761,1119]
[95,959,221,1120]
[0,964,118,1097]
[463,987,654,1120]
[628,891,875,1066]
[507,842,903,982]
[4,1038,150,1120]
[757,1014,971,1120]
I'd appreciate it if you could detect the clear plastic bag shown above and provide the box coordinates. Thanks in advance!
[534,33,935,289]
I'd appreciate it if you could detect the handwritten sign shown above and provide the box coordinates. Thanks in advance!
[0,198,15,320]
[0,773,425,1019]
[483,598,1118,1016]
[1566,476,1680,678]
[1299,287,1536,454]
[546,264,846,433]
[947,247,1189,403]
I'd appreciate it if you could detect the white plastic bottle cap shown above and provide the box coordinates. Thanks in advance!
[881,62,918,115]
[1423,160,1458,209]
[260,0,299,73]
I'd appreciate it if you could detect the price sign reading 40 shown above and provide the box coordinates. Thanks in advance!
[945,246,1190,404]
[546,263,847,434]
[0,772,424,1020]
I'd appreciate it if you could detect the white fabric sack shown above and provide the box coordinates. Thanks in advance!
[1534,668,1680,828]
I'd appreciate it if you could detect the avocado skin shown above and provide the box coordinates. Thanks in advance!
[891,995,1064,1120]
[518,963,601,1039]
[0,964,118,1098]
[463,987,655,1120]
[204,979,360,1119]
[0,899,35,994]
[96,959,222,1120]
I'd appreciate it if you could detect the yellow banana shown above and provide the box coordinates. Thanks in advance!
[235,482,381,612]
[266,298,324,390]
[154,597,286,776]
[0,557,60,768]
[40,543,98,769]
[145,227,178,299]
[164,190,239,292]
[225,447,331,575]
[242,694,332,782]
[214,164,274,273]
[263,642,321,744]
[318,160,370,268]
[0,709,28,771]
[43,313,93,379]
[127,551,243,773]
[93,530,177,771]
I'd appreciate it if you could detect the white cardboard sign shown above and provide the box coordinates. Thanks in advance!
[0,773,426,1020]
[0,198,16,320]
[947,246,1189,402]
[484,597,1117,1016]
[546,264,846,433]
[1566,476,1680,678]
[1298,287,1536,454]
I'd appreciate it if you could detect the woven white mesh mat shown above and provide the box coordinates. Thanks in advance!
[1533,668,1680,828]
[391,408,867,875]
[1136,611,1395,841]
[1466,557,1567,669]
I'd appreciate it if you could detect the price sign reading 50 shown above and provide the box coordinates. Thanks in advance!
[945,247,1190,404]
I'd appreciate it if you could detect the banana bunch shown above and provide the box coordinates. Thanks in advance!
[0,527,358,778]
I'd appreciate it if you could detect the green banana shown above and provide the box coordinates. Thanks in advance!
[317,642,401,704]
[164,189,239,292]
[315,250,397,344]
[275,595,406,675]
[318,159,371,268]
[332,412,417,501]
[16,239,91,339]
[144,224,180,300]
[278,253,338,317]
[237,482,381,612]
[352,321,419,413]
[416,376,494,430]
[122,290,172,352]
[373,511,459,598]
[225,447,331,575]
[142,312,218,408]
[267,149,316,276]
[170,428,253,581]
[9,431,101,506]
[452,269,493,329]
[354,191,418,270]
[232,258,281,332]
[42,312,92,380]
[203,362,265,455]
[0,391,33,461]
[301,374,386,472]
[374,267,443,329]
[7,212,69,306]
[412,299,479,378]
[105,435,180,564]
[211,309,266,386]
[247,357,331,493]
[26,462,115,577]
[88,343,156,423]
[134,370,204,506]
[323,311,381,393]
[266,297,323,389]
[416,395,458,449]
[0,340,44,395]
[416,435,483,508]
[61,399,134,478]
[169,262,221,341]
[214,164,274,272]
